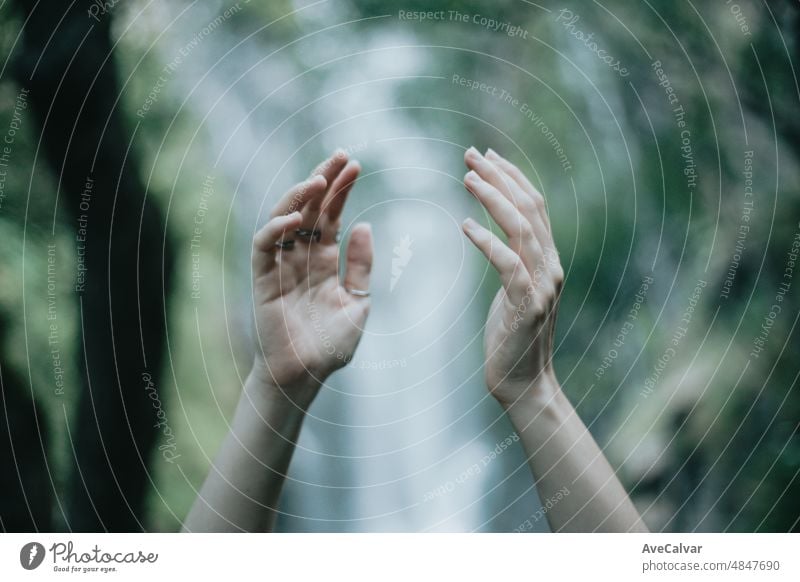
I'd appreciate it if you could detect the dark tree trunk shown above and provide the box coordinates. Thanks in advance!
[11,0,174,531]
[0,310,52,531]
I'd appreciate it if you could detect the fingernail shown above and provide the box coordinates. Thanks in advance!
[463,217,478,231]
[466,146,480,159]
[486,148,498,158]
[465,170,479,182]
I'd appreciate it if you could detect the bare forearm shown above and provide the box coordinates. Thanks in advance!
[184,151,371,532]
[505,374,647,533]
[183,371,313,532]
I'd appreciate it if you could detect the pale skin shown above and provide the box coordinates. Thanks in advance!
[463,147,647,532]
[183,148,647,533]
[183,150,371,532]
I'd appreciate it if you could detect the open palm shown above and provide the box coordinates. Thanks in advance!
[251,151,373,407]
[462,148,563,407]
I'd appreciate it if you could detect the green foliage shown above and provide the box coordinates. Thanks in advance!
[1,0,797,532]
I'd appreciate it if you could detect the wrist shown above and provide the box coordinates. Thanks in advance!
[230,367,313,458]
[496,369,567,418]
[248,358,323,413]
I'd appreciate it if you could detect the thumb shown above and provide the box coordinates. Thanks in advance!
[343,223,373,293]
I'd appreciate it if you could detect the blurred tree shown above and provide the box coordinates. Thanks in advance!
[10,0,174,531]
[0,311,52,531]
[0,0,796,533]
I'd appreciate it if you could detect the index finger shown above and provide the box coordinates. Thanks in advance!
[270,174,328,218]
[485,148,551,229]
[252,211,303,277]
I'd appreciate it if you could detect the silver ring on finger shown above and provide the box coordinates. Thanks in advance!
[295,228,322,243]
[275,239,295,250]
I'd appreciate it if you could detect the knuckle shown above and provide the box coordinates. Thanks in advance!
[518,222,535,240]
[515,273,533,292]
[517,195,535,214]
[505,254,525,275]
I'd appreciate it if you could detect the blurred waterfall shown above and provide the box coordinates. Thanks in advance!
[152,1,544,532]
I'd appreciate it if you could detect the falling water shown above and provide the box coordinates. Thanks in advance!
[147,1,545,532]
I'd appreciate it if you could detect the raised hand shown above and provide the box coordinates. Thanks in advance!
[461,147,563,408]
[185,151,373,532]
[251,150,373,408]
[461,147,646,532]
[186,147,645,533]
